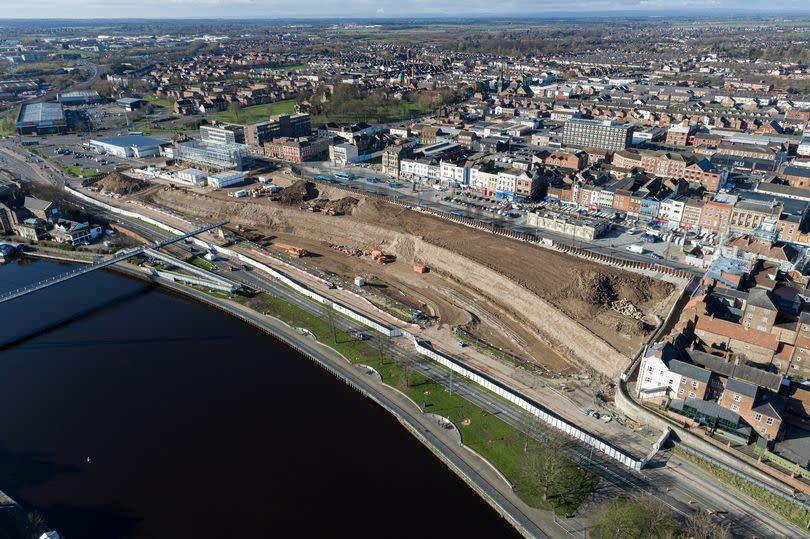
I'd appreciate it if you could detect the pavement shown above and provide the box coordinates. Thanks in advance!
[3,142,808,538]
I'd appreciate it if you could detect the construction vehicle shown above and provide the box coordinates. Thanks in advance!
[413,264,428,273]
[370,250,393,264]
[273,242,308,257]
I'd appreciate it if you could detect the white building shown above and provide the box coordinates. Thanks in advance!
[798,135,810,159]
[469,166,498,193]
[208,171,245,188]
[400,158,439,182]
[91,135,168,158]
[636,343,682,402]
[330,142,359,167]
[175,168,208,186]
[658,197,686,229]
[439,160,469,186]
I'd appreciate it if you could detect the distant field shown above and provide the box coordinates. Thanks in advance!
[209,99,297,124]
[145,94,174,109]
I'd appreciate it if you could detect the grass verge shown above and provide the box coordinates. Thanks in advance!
[223,290,598,512]
[673,446,810,530]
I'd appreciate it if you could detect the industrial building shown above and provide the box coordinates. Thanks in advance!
[15,102,66,135]
[562,118,634,152]
[174,168,208,186]
[172,140,252,171]
[200,124,245,145]
[57,91,101,105]
[90,135,169,158]
[208,171,245,188]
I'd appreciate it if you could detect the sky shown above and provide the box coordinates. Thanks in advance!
[1,0,807,19]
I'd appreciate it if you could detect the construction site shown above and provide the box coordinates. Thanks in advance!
[127,169,680,382]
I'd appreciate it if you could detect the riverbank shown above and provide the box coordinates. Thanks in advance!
[9,250,570,538]
[107,261,556,538]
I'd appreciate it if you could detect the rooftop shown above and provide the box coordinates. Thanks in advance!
[18,102,64,124]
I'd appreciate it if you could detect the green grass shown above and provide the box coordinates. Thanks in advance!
[55,161,99,178]
[209,100,297,124]
[228,290,598,512]
[673,446,810,530]
[184,255,214,271]
[311,101,433,127]
[144,94,174,109]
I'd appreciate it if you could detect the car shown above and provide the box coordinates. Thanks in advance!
[353,331,369,341]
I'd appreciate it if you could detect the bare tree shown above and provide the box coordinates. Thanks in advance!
[685,511,731,539]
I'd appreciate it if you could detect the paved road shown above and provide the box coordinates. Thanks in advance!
[3,145,805,538]
[101,211,801,539]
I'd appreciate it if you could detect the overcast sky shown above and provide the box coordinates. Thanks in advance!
[1,0,806,19]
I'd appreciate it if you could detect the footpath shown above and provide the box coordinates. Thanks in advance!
[112,262,574,539]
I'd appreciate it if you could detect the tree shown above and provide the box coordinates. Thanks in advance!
[592,496,677,539]
[684,511,731,539]
[516,438,589,508]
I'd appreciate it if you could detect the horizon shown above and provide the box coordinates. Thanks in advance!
[2,1,810,21]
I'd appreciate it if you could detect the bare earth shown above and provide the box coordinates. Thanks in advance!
[140,178,676,378]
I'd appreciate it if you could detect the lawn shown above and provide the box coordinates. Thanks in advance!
[235,290,598,512]
[184,255,214,271]
[673,446,810,530]
[144,94,174,109]
[209,99,297,124]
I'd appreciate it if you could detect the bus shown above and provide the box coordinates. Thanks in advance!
[334,171,355,181]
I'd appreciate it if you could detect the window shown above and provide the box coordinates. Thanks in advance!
[733,394,741,402]
[731,404,739,412]
[645,377,652,383]
[679,388,684,395]
[766,417,775,426]
[647,366,654,373]
[688,391,696,398]
[755,413,762,422]
[668,379,673,385]
[681,379,686,385]
[691,381,698,389]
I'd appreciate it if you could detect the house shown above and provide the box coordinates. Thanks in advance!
[23,196,59,222]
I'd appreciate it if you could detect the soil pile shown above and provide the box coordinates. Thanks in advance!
[94,172,148,195]
[277,180,317,205]
[313,196,360,215]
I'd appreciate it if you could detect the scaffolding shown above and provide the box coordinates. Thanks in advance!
[173,140,253,171]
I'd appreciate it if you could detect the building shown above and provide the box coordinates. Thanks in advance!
[56,91,101,105]
[52,220,102,246]
[665,121,697,146]
[116,97,148,112]
[174,168,208,186]
[382,144,413,178]
[263,137,330,163]
[330,142,359,166]
[172,140,253,171]
[207,171,245,188]
[562,118,634,152]
[91,135,168,158]
[15,102,66,135]
[23,196,59,222]
[244,113,311,152]
[200,125,245,145]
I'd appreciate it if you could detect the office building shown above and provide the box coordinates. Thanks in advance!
[562,118,634,152]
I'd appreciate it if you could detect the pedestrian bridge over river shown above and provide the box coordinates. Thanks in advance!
[0,220,228,304]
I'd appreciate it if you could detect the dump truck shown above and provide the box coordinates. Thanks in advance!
[273,242,308,257]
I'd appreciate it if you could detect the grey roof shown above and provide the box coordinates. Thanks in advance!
[726,377,759,398]
[92,135,168,148]
[686,349,783,391]
[23,196,52,212]
[117,97,146,105]
[671,398,741,425]
[752,393,786,418]
[670,359,711,383]
[747,289,777,311]
[18,102,64,124]
[784,165,810,179]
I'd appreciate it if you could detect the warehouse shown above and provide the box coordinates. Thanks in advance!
[175,168,207,186]
[208,171,244,188]
[57,91,101,105]
[15,102,67,135]
[90,135,169,158]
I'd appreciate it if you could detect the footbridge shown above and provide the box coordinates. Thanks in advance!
[0,220,228,304]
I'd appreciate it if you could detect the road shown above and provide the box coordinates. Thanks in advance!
[102,206,803,539]
[2,143,805,537]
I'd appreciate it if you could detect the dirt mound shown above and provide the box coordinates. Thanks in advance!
[94,172,148,195]
[558,270,670,320]
[277,180,317,205]
[313,196,360,215]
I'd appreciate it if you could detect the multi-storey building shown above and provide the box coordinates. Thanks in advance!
[562,118,634,152]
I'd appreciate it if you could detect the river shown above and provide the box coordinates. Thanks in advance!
[0,258,521,538]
